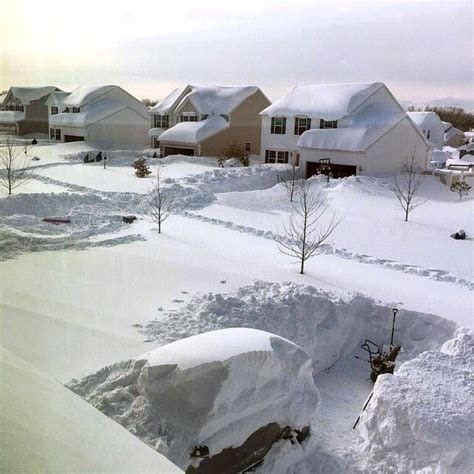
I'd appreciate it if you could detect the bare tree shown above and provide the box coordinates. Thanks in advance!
[278,158,303,202]
[276,180,339,274]
[394,152,426,222]
[147,167,175,233]
[0,136,34,195]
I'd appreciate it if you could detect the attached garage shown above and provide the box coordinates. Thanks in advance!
[162,146,196,157]
[64,134,85,143]
[306,162,357,179]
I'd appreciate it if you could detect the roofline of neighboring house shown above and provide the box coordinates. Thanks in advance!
[150,85,192,116]
[3,86,60,105]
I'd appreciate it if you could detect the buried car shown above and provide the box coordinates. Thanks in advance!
[67,328,320,472]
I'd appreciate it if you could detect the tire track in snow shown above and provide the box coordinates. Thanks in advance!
[180,210,473,290]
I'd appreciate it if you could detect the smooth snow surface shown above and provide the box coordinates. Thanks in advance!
[68,328,319,470]
[9,86,57,104]
[0,110,25,123]
[158,115,229,144]
[261,82,384,119]
[298,105,405,151]
[354,329,474,473]
[0,347,182,473]
[62,85,116,107]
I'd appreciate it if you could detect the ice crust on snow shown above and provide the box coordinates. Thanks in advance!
[142,281,457,375]
[354,329,474,473]
[67,328,320,470]
[261,82,384,119]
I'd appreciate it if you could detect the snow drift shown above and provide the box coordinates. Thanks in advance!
[354,328,474,473]
[142,281,457,375]
[67,328,320,471]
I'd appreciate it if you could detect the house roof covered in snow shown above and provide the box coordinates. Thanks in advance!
[0,94,6,105]
[61,85,117,107]
[46,91,70,109]
[261,82,386,120]
[8,86,59,105]
[151,85,259,116]
[156,115,229,144]
[297,104,407,152]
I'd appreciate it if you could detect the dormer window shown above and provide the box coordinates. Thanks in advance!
[180,114,197,123]
[72,107,80,113]
[320,120,337,129]
[153,115,169,128]
[294,117,311,135]
[271,117,286,134]
[51,106,58,115]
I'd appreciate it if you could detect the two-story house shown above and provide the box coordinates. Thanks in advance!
[0,86,60,135]
[407,111,445,149]
[149,85,270,157]
[260,82,432,177]
[47,85,150,145]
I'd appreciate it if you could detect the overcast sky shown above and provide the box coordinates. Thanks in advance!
[1,0,472,103]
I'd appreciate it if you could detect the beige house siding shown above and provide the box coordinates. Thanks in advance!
[200,90,270,157]
[18,96,51,136]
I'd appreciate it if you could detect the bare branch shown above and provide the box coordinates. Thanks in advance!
[146,167,175,234]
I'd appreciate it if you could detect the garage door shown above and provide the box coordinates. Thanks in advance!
[306,162,357,179]
[64,135,85,143]
[163,146,195,157]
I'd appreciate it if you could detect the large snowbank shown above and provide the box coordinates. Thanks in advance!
[0,346,182,473]
[354,328,474,473]
[142,281,457,375]
[67,328,320,470]
[0,110,25,123]
[261,82,384,119]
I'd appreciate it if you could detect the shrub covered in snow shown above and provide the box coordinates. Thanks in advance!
[354,329,474,473]
[67,328,320,471]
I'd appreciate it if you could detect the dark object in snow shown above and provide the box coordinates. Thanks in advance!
[451,229,466,240]
[187,423,310,474]
[31,156,40,161]
[122,215,137,224]
[153,152,157,158]
[355,308,401,383]
[42,218,71,224]
[353,391,375,430]
[32,138,37,145]
[95,152,102,162]
[84,154,91,163]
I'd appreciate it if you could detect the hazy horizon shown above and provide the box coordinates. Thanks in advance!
[1,0,472,103]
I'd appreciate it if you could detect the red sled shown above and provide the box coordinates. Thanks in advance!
[42,218,71,224]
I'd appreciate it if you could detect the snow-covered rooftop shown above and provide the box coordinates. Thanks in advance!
[407,111,442,127]
[0,110,25,124]
[297,104,406,152]
[151,85,259,116]
[157,115,229,144]
[9,86,58,105]
[261,82,385,120]
[62,85,117,107]
[46,90,70,109]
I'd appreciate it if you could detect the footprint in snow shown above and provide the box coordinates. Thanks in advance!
[181,291,189,294]
[220,280,227,284]
[172,299,184,303]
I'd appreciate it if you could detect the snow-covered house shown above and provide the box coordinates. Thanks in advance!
[407,111,445,149]
[47,86,150,145]
[149,85,270,157]
[442,121,466,148]
[0,86,60,135]
[260,82,432,177]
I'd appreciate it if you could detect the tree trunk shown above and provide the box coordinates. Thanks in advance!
[299,258,304,274]
[405,208,409,222]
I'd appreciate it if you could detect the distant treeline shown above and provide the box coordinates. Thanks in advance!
[407,105,474,132]
[141,98,158,107]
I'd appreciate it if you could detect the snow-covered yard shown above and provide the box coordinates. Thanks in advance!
[1,142,473,472]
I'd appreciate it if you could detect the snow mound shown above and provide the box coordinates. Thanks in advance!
[354,329,474,473]
[142,281,457,375]
[0,346,182,473]
[67,328,320,471]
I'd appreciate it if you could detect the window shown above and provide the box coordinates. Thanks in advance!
[427,130,431,139]
[201,114,208,120]
[245,142,252,153]
[271,117,286,134]
[55,129,61,140]
[64,107,70,113]
[180,115,197,122]
[50,128,55,139]
[51,106,58,115]
[220,114,229,121]
[153,115,169,128]
[320,119,337,129]
[265,150,289,164]
[294,117,311,135]
[72,107,80,113]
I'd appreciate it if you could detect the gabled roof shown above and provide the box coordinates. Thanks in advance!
[297,104,407,152]
[407,111,443,128]
[156,115,229,144]
[62,85,117,107]
[261,82,385,120]
[46,91,70,108]
[151,85,259,116]
[8,86,59,105]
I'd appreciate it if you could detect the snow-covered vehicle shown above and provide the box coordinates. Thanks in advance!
[67,328,320,473]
